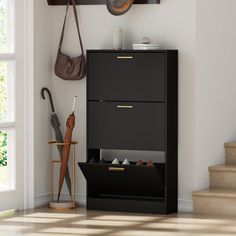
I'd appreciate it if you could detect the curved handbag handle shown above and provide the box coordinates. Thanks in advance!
[59,0,84,54]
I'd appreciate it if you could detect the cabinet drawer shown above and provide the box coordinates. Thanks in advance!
[78,163,165,198]
[88,101,165,151]
[88,52,165,102]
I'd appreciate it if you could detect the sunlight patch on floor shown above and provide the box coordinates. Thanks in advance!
[195,234,235,236]
[0,233,23,236]
[3,217,63,224]
[39,227,110,235]
[72,219,138,227]
[163,217,232,225]
[111,230,184,236]
[25,234,83,236]
[0,225,29,231]
[218,225,236,233]
[25,212,82,219]
[144,222,210,230]
[0,209,16,219]
[91,214,160,222]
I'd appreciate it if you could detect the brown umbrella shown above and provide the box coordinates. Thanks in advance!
[57,96,77,202]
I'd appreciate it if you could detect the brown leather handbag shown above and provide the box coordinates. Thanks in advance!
[54,0,86,80]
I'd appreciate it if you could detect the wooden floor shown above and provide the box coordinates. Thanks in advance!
[0,207,236,235]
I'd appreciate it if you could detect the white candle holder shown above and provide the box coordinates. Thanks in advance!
[113,28,123,50]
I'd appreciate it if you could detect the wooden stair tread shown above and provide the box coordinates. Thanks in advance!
[209,164,236,172]
[193,140,236,216]
[193,188,236,198]
[224,141,236,147]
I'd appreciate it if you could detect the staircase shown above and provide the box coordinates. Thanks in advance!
[193,142,236,216]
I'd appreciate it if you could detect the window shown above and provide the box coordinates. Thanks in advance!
[0,0,15,192]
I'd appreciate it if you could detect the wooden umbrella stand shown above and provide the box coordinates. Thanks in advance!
[48,140,78,210]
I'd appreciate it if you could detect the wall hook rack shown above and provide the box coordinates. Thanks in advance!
[47,0,160,5]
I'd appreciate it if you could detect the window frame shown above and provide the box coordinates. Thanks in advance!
[0,0,16,192]
[0,0,15,125]
[0,0,34,210]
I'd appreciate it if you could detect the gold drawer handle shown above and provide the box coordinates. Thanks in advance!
[117,105,133,109]
[117,56,133,59]
[108,167,125,172]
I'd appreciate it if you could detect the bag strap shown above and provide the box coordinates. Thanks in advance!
[59,0,84,54]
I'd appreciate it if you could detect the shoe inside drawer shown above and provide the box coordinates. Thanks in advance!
[78,162,165,199]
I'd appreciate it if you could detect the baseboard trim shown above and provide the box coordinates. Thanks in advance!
[34,193,51,208]
[35,193,192,212]
[178,199,193,212]
[34,193,86,208]
[59,193,87,206]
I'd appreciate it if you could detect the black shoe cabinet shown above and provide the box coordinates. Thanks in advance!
[78,50,178,214]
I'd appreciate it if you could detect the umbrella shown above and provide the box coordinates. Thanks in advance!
[41,87,72,197]
[57,96,77,202]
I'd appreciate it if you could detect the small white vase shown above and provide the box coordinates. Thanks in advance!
[113,28,123,50]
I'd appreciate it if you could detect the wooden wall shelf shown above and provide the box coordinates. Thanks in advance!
[47,0,160,5]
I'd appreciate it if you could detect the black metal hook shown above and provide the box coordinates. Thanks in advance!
[41,87,55,113]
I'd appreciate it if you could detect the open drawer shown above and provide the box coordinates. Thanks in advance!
[78,162,165,199]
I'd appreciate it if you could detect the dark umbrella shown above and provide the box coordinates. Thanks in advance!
[41,88,72,197]
[57,96,77,202]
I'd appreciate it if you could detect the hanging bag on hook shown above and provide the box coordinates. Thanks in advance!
[54,0,86,80]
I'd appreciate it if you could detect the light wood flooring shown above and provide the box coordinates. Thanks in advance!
[0,207,236,235]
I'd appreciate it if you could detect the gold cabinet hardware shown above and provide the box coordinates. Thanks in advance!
[117,105,134,109]
[108,167,125,172]
[117,56,133,59]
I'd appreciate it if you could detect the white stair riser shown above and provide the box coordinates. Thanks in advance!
[210,171,236,189]
[193,196,236,216]
[225,147,236,164]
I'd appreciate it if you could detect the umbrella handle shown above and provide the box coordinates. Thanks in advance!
[72,96,77,114]
[41,87,55,113]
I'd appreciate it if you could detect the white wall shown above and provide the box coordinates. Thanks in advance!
[34,0,236,212]
[194,0,236,190]
[50,0,197,210]
[33,0,53,207]
[31,0,236,213]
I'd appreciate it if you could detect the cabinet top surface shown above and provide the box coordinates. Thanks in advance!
[87,49,178,53]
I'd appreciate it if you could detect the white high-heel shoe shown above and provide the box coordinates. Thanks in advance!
[122,158,130,165]
[111,158,120,165]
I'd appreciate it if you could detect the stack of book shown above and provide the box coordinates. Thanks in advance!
[133,43,160,50]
